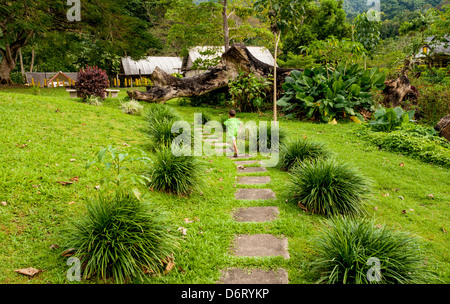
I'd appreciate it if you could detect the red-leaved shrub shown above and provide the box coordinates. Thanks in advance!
[75,66,109,100]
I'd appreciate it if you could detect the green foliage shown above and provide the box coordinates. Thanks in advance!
[277,52,320,70]
[120,99,144,115]
[85,145,152,189]
[311,216,435,284]
[148,147,206,195]
[85,95,103,106]
[146,104,181,125]
[277,138,330,171]
[353,12,381,55]
[305,38,367,72]
[367,106,415,132]
[278,64,386,122]
[228,71,272,112]
[62,190,179,283]
[254,122,286,152]
[30,85,41,96]
[197,110,214,125]
[412,79,450,125]
[191,48,222,71]
[287,159,371,216]
[358,125,450,168]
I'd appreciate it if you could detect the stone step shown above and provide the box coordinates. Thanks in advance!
[218,268,288,284]
[234,160,261,166]
[234,188,276,200]
[233,206,279,222]
[237,176,271,185]
[231,234,289,259]
[237,166,267,173]
[227,154,253,159]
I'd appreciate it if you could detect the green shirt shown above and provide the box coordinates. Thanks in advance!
[224,117,242,137]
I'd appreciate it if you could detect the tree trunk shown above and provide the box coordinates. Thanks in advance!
[222,0,230,52]
[127,44,295,104]
[382,74,417,108]
[29,48,35,73]
[19,48,25,77]
[0,47,18,85]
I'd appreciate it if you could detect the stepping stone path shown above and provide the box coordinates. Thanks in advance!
[219,268,288,284]
[200,126,289,284]
[233,206,279,222]
[237,176,271,185]
[234,188,276,200]
[237,166,267,173]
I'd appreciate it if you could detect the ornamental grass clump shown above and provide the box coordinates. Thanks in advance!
[146,104,180,126]
[148,147,206,195]
[287,159,370,216]
[311,216,435,284]
[120,99,144,115]
[62,191,179,283]
[277,138,330,171]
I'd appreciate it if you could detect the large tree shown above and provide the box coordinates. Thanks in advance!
[1,0,161,84]
[0,1,54,84]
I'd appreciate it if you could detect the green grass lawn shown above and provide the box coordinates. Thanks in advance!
[0,86,448,284]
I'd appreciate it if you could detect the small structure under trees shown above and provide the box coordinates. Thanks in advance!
[127,44,293,103]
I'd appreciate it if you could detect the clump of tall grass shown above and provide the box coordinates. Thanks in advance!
[62,190,179,283]
[120,99,144,115]
[277,138,330,171]
[287,159,370,216]
[147,147,206,195]
[310,216,435,284]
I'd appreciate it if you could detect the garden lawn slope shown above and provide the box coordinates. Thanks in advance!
[0,87,448,283]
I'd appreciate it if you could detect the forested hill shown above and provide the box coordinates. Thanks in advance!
[343,0,445,20]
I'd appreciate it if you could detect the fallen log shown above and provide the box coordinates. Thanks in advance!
[127,44,294,103]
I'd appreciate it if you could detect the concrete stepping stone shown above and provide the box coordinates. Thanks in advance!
[231,234,289,259]
[204,137,219,142]
[218,268,288,284]
[234,160,261,166]
[234,188,276,200]
[237,166,267,173]
[237,176,271,185]
[233,206,279,222]
[227,154,253,159]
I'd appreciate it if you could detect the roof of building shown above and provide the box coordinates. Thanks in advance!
[121,56,183,76]
[417,35,450,57]
[186,46,276,68]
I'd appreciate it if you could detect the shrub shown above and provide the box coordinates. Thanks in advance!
[358,125,450,168]
[287,159,370,216]
[75,65,109,100]
[311,216,435,284]
[145,117,181,149]
[147,147,206,195]
[411,78,450,125]
[85,95,103,106]
[277,138,330,171]
[367,106,414,132]
[196,110,214,125]
[120,99,144,115]
[278,64,386,122]
[228,71,272,112]
[146,104,180,126]
[248,122,286,153]
[30,85,40,96]
[62,190,179,283]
